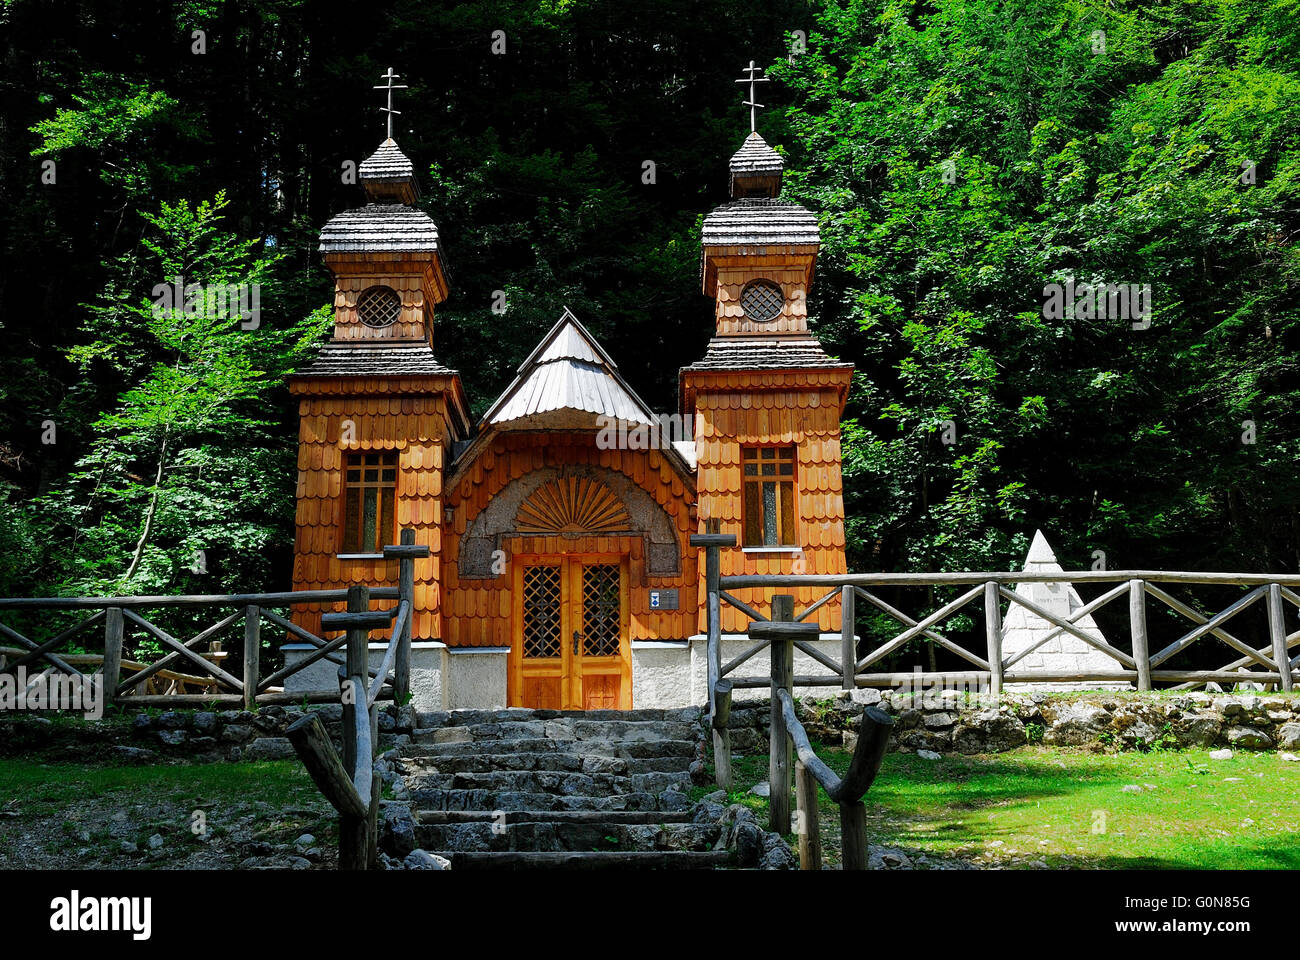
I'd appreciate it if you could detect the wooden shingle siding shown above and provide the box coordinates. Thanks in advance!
[686,369,852,634]
[289,380,457,643]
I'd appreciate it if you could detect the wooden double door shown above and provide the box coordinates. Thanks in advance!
[510,554,631,710]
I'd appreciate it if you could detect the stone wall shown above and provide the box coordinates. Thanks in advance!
[723,690,1300,756]
[0,703,418,764]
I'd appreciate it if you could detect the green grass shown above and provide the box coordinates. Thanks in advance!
[0,759,332,867]
[707,745,1300,869]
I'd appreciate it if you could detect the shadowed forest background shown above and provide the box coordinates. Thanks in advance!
[0,0,1297,623]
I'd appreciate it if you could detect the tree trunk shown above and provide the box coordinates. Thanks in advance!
[123,429,169,581]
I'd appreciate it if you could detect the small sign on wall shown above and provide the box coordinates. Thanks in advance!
[648,589,679,610]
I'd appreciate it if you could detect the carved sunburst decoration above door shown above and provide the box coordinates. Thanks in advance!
[516,476,632,534]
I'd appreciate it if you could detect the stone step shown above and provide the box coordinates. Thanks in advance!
[436,849,735,870]
[405,769,692,797]
[412,718,701,744]
[413,809,697,825]
[414,819,720,854]
[415,707,703,728]
[408,787,686,813]
[402,737,700,761]
[397,751,694,776]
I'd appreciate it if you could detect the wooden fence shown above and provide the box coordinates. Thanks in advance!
[0,531,423,710]
[693,534,1300,704]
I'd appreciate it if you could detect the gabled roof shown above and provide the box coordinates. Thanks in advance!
[449,308,696,484]
[481,308,659,428]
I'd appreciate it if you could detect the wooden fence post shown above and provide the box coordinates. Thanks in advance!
[984,581,1002,696]
[840,800,868,870]
[340,586,368,785]
[1129,579,1151,692]
[768,594,794,835]
[243,605,260,710]
[102,607,124,707]
[689,519,734,723]
[712,678,733,791]
[1267,582,1293,692]
[840,584,855,691]
[340,583,370,870]
[394,527,416,705]
[795,759,822,870]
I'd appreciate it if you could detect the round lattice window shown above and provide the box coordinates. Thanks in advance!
[740,280,785,323]
[356,285,401,328]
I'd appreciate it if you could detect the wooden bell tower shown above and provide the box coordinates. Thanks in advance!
[289,74,471,643]
[680,63,853,634]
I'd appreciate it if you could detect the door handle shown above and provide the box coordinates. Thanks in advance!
[572,631,582,656]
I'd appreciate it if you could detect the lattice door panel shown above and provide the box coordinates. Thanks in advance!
[581,563,622,658]
[522,564,562,659]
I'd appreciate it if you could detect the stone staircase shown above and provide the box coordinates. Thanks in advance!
[378,707,766,869]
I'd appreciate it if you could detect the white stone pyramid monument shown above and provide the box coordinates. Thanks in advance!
[1001,530,1127,690]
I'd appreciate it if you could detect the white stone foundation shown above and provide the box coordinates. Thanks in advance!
[281,641,447,713]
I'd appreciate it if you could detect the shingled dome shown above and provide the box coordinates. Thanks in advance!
[729,131,784,198]
[701,199,820,247]
[318,204,440,254]
[360,137,419,204]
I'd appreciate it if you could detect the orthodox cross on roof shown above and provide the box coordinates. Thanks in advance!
[734,60,769,133]
[373,67,408,140]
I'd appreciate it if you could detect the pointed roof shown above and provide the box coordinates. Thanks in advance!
[729,131,784,197]
[481,308,659,428]
[360,137,419,204]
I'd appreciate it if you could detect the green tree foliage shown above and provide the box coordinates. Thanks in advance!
[23,194,327,607]
[0,0,1296,621]
[775,0,1300,575]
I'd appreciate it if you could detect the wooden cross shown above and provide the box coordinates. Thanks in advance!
[373,67,408,140]
[734,60,769,133]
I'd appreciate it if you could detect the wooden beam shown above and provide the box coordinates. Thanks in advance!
[720,571,1300,588]
[116,608,244,694]
[840,801,868,871]
[6,610,105,671]
[840,584,855,691]
[121,609,244,690]
[102,608,123,706]
[285,713,365,818]
[0,588,399,610]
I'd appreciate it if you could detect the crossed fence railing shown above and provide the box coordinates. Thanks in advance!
[694,535,1299,707]
[0,531,426,711]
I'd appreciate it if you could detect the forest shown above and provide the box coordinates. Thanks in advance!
[0,0,1297,617]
